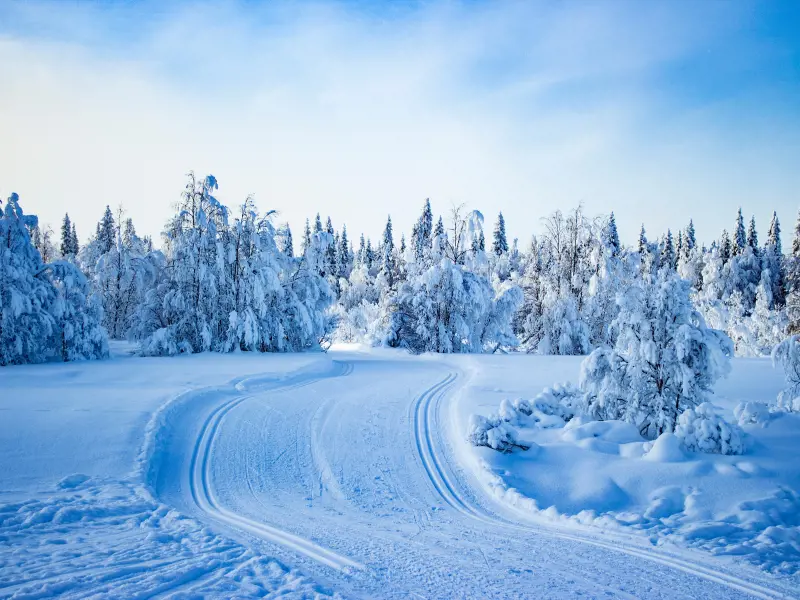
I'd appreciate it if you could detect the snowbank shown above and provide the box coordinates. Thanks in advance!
[454,354,800,576]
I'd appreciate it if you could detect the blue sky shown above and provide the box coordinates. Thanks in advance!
[1,0,798,249]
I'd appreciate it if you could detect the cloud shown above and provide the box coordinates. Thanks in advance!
[1,0,798,248]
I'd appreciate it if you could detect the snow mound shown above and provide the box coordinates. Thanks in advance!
[644,433,686,462]
[675,403,745,455]
[734,401,771,427]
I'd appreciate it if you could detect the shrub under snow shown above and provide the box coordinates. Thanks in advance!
[674,403,745,455]
[467,414,529,453]
[734,401,771,427]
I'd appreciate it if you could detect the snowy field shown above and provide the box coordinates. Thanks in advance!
[0,347,798,599]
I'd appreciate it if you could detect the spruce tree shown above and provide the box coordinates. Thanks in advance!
[302,218,312,255]
[733,207,746,256]
[338,225,350,276]
[661,230,675,270]
[767,211,781,253]
[478,229,486,252]
[281,224,294,257]
[71,223,79,254]
[747,216,759,252]
[96,205,116,254]
[314,213,323,234]
[720,230,732,264]
[638,224,647,255]
[686,219,696,251]
[605,212,620,256]
[434,216,445,241]
[381,215,395,287]
[60,214,74,257]
[411,199,434,261]
[493,212,509,256]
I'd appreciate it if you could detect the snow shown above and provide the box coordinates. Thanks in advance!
[459,354,800,578]
[0,348,797,597]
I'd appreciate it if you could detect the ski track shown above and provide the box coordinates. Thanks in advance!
[411,370,794,600]
[188,363,363,573]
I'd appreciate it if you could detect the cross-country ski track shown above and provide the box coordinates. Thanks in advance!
[150,353,796,599]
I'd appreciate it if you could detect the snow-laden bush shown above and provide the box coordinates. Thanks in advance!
[734,401,771,427]
[500,383,584,426]
[772,335,800,412]
[674,403,745,455]
[580,273,733,438]
[467,414,529,453]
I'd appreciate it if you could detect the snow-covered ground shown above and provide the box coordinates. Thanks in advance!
[455,355,800,577]
[0,347,797,598]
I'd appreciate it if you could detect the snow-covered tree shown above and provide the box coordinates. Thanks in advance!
[733,208,747,256]
[1,193,108,365]
[492,212,508,256]
[580,273,732,437]
[60,213,78,257]
[96,206,116,255]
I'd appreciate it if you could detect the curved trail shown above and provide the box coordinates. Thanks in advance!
[189,376,363,572]
[155,354,793,599]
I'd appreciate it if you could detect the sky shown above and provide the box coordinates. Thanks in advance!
[1,0,798,250]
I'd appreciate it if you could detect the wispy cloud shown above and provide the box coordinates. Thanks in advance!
[1,0,798,246]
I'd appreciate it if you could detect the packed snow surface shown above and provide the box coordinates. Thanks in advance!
[0,346,797,598]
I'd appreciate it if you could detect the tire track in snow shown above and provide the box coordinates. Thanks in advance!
[414,369,792,600]
[187,362,363,573]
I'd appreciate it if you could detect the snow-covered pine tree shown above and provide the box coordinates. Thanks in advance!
[96,205,116,255]
[605,212,620,257]
[379,215,395,289]
[661,229,675,271]
[61,214,75,257]
[71,223,79,255]
[338,224,351,279]
[278,223,294,257]
[314,213,323,234]
[410,199,434,262]
[302,218,312,255]
[434,216,445,239]
[763,211,785,307]
[733,208,747,256]
[720,230,732,264]
[493,212,508,256]
[747,216,759,253]
[580,272,733,437]
[685,219,696,253]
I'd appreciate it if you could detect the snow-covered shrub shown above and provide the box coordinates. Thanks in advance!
[535,292,590,355]
[501,383,584,426]
[772,335,800,412]
[734,401,771,427]
[674,403,745,455]
[467,414,529,453]
[580,273,733,438]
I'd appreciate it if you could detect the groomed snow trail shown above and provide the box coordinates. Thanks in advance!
[155,354,795,599]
